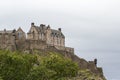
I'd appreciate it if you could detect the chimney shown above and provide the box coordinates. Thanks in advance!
[58,28,61,32]
[40,24,45,27]
[13,29,16,33]
[47,25,50,29]
[40,24,45,29]
[4,29,6,32]
[31,22,34,27]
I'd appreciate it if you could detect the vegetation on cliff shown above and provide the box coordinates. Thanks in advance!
[0,50,105,80]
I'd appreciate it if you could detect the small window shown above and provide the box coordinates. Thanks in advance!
[18,32,22,38]
[41,33,44,40]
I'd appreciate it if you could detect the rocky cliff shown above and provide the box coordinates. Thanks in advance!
[31,46,106,80]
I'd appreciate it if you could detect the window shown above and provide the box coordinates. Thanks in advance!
[18,32,22,38]
[39,34,41,39]
[57,37,59,44]
[41,33,44,40]
[32,31,35,39]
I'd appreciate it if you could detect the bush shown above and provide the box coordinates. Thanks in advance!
[0,50,79,80]
[0,50,37,80]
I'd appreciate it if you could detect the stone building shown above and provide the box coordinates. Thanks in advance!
[0,28,26,51]
[16,27,26,41]
[27,23,65,47]
[0,23,74,53]
[0,29,16,50]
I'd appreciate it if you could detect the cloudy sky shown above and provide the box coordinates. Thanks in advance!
[0,0,120,80]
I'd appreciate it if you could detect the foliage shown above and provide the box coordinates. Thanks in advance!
[44,53,79,79]
[0,50,37,80]
[0,50,79,80]
[0,76,3,80]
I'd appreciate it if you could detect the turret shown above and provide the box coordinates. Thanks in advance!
[4,29,6,32]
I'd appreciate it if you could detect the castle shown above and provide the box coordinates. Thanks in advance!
[0,23,106,79]
[0,23,74,53]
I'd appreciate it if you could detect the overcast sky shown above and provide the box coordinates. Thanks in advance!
[0,0,120,80]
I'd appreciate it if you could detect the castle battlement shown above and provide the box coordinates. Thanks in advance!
[0,23,74,53]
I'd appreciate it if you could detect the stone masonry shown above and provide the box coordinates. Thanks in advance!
[0,23,74,53]
[0,23,105,78]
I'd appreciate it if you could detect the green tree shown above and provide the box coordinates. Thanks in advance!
[25,65,56,80]
[44,53,79,79]
[0,76,3,80]
[0,50,79,80]
[0,50,37,80]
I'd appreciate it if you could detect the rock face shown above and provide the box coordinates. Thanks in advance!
[63,52,106,79]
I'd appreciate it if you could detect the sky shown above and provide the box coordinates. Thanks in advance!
[0,0,120,80]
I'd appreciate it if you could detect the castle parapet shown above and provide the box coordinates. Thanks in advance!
[65,47,74,53]
[54,46,74,53]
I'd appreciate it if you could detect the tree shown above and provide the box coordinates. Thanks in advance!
[44,53,79,79]
[0,50,79,80]
[0,50,37,80]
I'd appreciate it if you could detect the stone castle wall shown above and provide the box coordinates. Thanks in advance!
[0,31,16,51]
[54,46,74,53]
[25,40,47,50]
[15,38,74,54]
[0,23,74,53]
